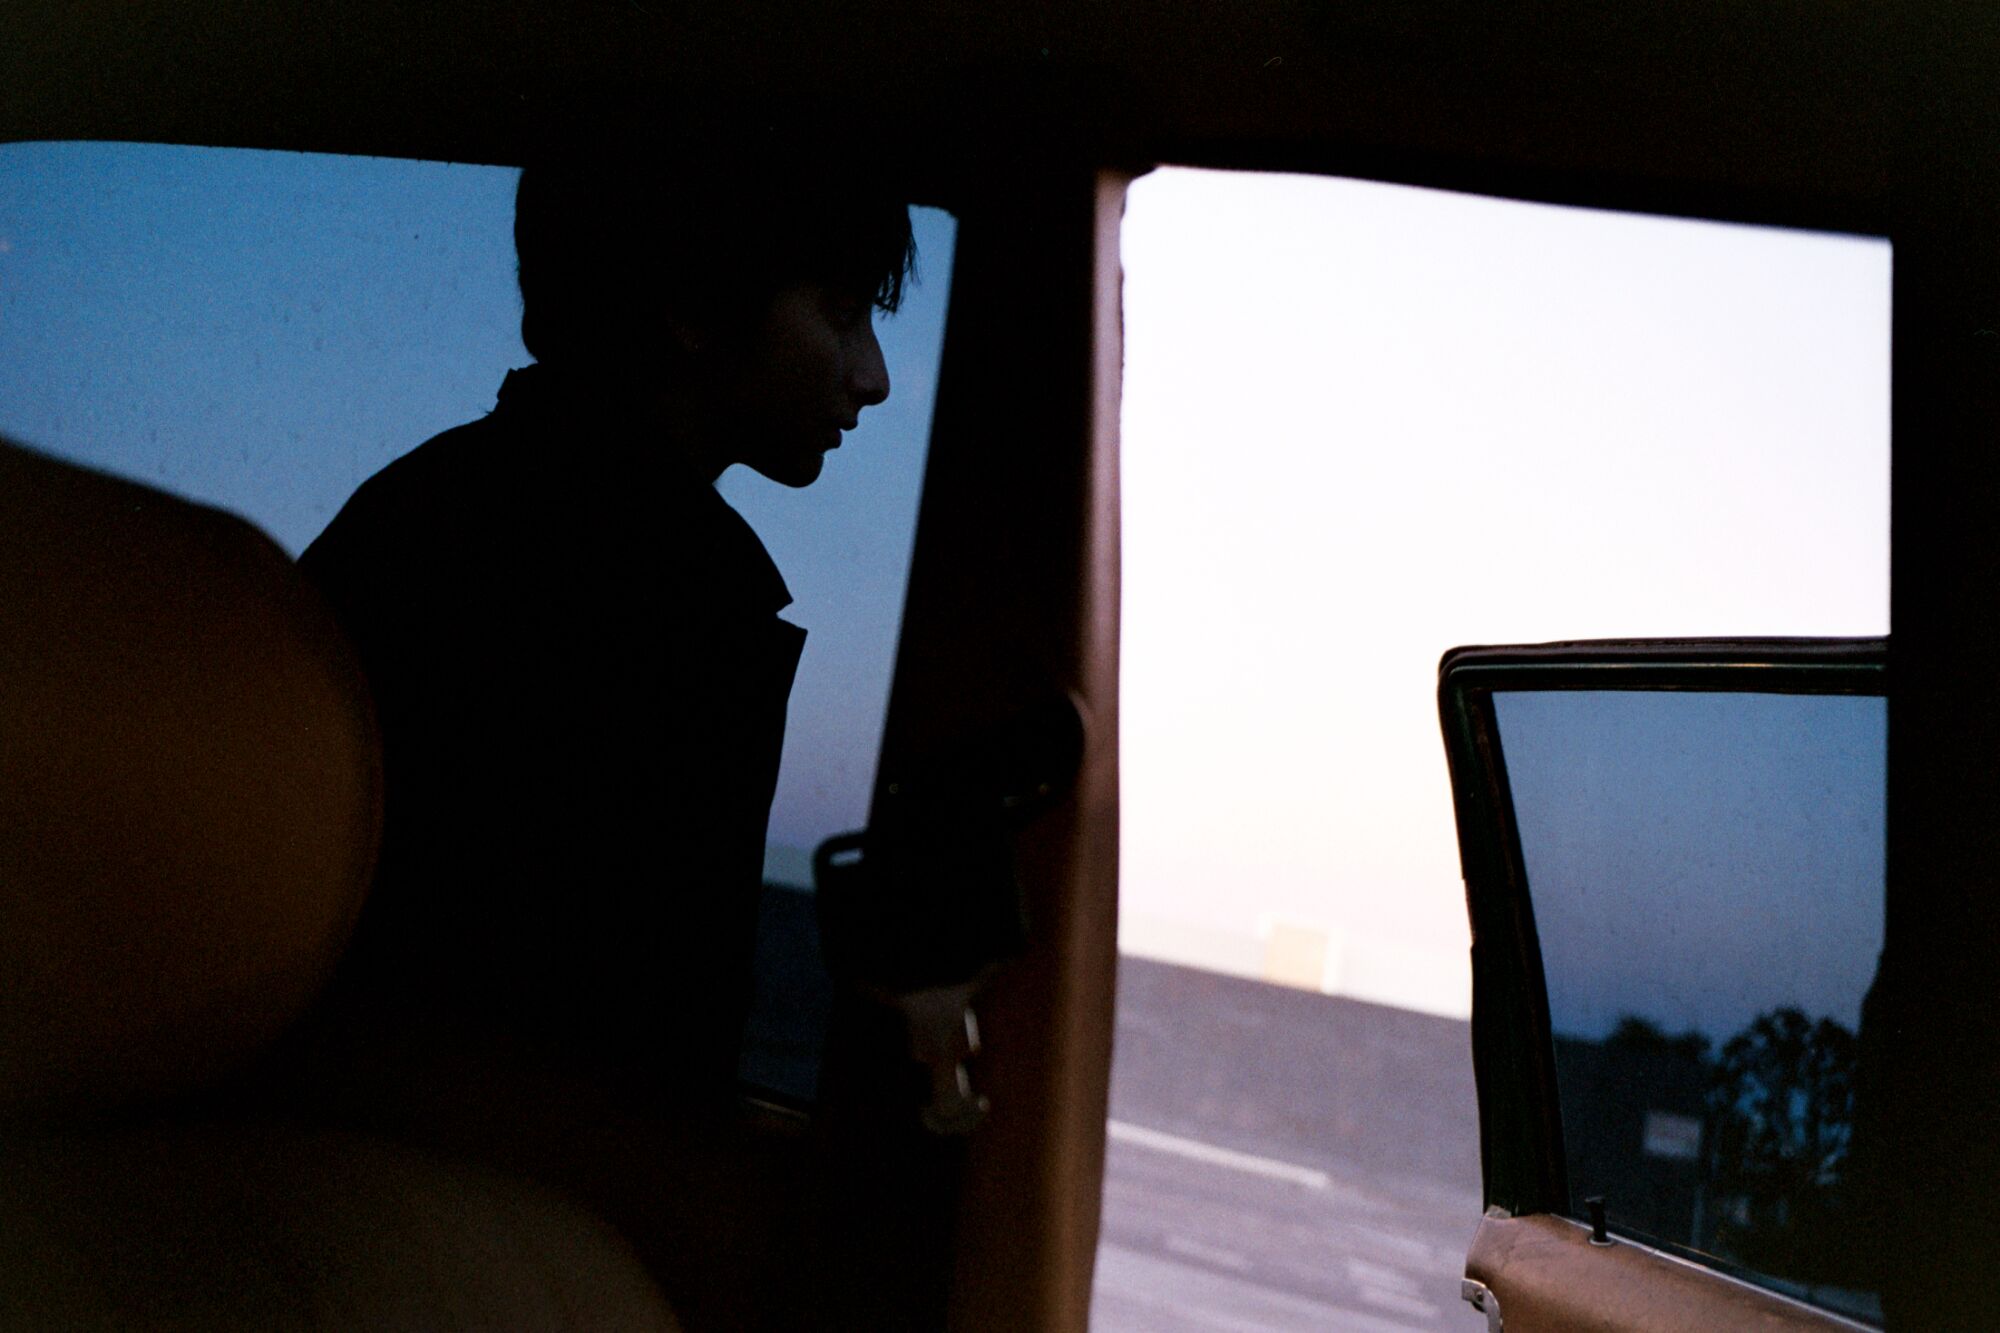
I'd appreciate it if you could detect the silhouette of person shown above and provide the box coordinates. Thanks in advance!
[296,128,911,1114]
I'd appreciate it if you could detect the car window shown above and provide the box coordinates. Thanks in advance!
[0,140,957,1104]
[1103,164,1887,1330]
[1494,685,1886,1324]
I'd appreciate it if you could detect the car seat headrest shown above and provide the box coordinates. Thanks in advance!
[0,438,381,1120]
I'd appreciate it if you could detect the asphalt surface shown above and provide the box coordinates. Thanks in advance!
[1092,957,1483,1332]
[738,891,1483,1329]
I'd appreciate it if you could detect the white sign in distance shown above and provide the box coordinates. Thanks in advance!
[1642,1110,1703,1162]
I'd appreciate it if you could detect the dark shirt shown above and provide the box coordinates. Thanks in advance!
[300,364,804,1097]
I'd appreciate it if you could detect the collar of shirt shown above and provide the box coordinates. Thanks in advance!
[494,363,795,618]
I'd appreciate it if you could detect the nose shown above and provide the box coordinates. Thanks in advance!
[853,324,890,409]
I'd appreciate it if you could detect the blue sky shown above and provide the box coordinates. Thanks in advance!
[0,144,527,549]
[1498,689,1885,1042]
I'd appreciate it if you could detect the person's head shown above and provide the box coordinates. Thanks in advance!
[514,119,915,485]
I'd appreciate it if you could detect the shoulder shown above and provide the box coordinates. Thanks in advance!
[295,407,537,662]
[305,416,505,560]
[296,384,571,621]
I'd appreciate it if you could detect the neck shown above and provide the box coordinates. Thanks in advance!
[529,358,729,482]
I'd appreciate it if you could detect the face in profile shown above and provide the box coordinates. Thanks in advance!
[514,137,912,484]
[711,279,892,488]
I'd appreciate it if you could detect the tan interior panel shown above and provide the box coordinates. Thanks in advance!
[1465,1212,1870,1333]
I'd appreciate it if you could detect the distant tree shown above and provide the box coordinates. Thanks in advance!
[1604,1014,1712,1064]
[1705,1007,1861,1283]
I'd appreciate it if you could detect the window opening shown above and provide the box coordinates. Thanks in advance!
[1097,165,1889,1329]
[0,141,957,1104]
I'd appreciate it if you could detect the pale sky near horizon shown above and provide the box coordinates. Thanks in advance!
[1117,167,1891,1016]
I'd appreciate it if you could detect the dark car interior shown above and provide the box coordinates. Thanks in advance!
[5,1,1998,1328]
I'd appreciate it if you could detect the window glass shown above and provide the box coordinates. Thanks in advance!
[0,141,956,1104]
[0,141,526,552]
[1495,687,1886,1324]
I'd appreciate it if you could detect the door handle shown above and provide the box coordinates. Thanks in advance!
[1461,1278,1504,1332]
[814,694,1085,1134]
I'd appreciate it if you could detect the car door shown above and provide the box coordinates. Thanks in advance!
[1438,639,1888,1331]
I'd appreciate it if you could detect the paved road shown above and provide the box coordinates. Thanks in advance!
[1093,957,1483,1332]
[740,891,1483,1328]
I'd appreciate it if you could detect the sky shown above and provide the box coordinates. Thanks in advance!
[0,146,1892,1022]
[0,143,529,546]
[1498,689,1885,1043]
[1117,168,1890,1016]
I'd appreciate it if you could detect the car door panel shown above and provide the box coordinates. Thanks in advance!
[1464,1212,1872,1332]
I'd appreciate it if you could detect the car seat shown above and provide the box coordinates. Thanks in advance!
[0,435,678,1328]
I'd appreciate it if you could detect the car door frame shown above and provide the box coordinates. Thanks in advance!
[1439,637,1889,1329]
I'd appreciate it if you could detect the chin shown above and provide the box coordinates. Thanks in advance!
[749,452,826,489]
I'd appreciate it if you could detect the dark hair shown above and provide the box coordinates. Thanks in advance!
[514,126,916,368]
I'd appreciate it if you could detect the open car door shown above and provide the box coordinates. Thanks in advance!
[1439,639,1888,1331]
